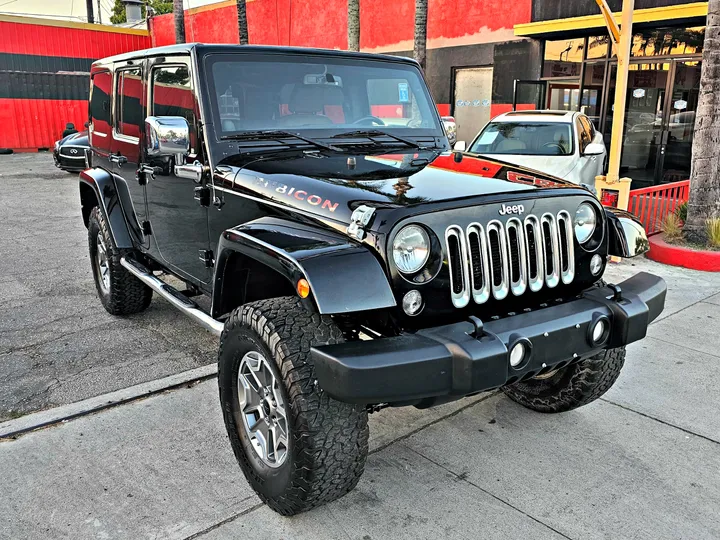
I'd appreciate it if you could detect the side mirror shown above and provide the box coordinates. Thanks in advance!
[453,140,467,152]
[145,116,190,157]
[583,142,605,156]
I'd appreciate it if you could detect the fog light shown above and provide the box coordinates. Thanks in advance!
[590,254,604,276]
[509,342,526,367]
[402,290,423,316]
[592,319,606,343]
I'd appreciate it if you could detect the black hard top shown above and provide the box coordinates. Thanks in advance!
[91,43,419,69]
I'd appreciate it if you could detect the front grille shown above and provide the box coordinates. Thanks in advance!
[59,146,85,158]
[446,212,575,308]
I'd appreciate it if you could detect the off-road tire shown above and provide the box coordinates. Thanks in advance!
[218,296,369,516]
[501,347,626,413]
[87,207,152,315]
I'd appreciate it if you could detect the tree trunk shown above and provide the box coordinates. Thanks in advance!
[348,0,360,51]
[685,0,720,243]
[237,0,249,45]
[173,0,185,44]
[413,0,428,71]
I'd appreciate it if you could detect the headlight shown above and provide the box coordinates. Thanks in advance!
[574,202,597,244]
[392,225,430,274]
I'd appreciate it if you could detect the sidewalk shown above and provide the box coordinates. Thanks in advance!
[2,258,719,540]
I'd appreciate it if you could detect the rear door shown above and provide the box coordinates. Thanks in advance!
[110,62,149,248]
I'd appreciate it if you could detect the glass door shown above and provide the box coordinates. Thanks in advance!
[661,60,701,183]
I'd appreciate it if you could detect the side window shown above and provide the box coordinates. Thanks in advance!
[576,117,591,153]
[89,71,111,132]
[152,64,198,152]
[115,67,143,139]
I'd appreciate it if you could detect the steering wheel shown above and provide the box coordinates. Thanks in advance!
[352,116,386,126]
[541,142,565,154]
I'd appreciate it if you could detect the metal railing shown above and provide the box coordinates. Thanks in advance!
[628,180,690,235]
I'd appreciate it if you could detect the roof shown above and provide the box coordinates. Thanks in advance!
[92,43,420,68]
[493,110,577,123]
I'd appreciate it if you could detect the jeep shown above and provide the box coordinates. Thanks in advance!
[78,44,666,515]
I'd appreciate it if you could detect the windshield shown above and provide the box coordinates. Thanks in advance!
[205,53,441,138]
[470,122,574,156]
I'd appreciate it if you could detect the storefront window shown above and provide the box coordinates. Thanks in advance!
[629,26,705,57]
[543,38,585,78]
[587,35,610,59]
[581,63,605,124]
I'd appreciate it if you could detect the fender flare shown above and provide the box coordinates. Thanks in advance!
[604,207,650,258]
[79,168,138,249]
[212,217,396,317]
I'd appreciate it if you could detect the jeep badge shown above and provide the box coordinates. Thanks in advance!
[499,203,525,215]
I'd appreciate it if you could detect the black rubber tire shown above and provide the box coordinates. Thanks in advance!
[87,206,152,315]
[501,347,626,413]
[218,297,369,516]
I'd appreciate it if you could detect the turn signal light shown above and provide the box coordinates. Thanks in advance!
[297,278,310,299]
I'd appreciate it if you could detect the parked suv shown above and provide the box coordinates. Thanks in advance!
[78,44,666,516]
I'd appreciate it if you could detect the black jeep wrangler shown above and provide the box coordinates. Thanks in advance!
[79,44,666,515]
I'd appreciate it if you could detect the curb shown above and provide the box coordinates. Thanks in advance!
[0,363,218,440]
[647,234,720,272]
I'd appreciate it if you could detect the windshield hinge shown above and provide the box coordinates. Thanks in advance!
[193,186,210,207]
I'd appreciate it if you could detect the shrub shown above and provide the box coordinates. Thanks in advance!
[675,201,688,222]
[662,213,683,242]
[706,218,720,248]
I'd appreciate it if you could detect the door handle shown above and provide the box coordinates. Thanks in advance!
[109,154,128,166]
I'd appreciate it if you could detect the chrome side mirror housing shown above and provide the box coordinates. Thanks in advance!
[145,116,190,157]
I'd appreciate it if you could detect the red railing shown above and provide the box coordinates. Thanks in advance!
[628,180,690,235]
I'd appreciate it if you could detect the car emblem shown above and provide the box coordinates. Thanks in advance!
[498,203,525,216]
[70,148,78,154]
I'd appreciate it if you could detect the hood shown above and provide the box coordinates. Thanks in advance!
[215,151,582,225]
[59,131,89,147]
[480,153,578,180]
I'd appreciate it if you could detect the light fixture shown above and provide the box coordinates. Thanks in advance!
[402,290,423,316]
[509,342,526,367]
[574,202,597,243]
[587,315,610,346]
[590,254,604,275]
[392,225,430,274]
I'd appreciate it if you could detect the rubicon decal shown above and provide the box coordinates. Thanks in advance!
[254,178,339,212]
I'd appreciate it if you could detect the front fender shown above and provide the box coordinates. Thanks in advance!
[79,168,134,249]
[605,207,650,258]
[212,217,396,317]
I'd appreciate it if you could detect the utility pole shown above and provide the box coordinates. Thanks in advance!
[97,0,102,24]
[85,0,95,23]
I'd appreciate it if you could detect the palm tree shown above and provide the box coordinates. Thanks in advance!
[173,0,185,44]
[685,0,720,243]
[413,0,428,71]
[237,0,249,45]
[348,0,360,52]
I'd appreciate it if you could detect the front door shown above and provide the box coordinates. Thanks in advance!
[144,59,210,285]
[605,59,701,187]
[110,63,148,247]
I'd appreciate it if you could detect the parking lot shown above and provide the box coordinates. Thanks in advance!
[1,153,720,539]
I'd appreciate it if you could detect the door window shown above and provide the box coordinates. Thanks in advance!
[115,68,143,140]
[89,70,112,149]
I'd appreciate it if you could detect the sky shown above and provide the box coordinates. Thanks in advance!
[0,0,220,24]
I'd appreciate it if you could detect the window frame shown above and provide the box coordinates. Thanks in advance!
[113,65,143,143]
[89,69,112,137]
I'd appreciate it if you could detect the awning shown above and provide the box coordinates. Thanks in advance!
[514,1,708,38]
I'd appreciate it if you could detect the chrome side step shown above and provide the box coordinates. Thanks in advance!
[120,257,225,337]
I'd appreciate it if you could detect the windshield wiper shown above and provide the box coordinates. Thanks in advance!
[220,130,344,153]
[331,129,428,150]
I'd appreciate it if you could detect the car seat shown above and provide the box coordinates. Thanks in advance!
[276,85,334,127]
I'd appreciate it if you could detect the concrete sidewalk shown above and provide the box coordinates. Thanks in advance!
[1,258,719,540]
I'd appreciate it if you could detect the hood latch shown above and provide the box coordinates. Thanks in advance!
[347,205,376,240]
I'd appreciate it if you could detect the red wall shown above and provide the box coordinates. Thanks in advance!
[0,15,151,150]
[150,0,530,52]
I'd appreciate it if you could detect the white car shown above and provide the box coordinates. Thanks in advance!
[455,110,607,190]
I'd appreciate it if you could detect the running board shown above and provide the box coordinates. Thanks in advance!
[120,257,225,337]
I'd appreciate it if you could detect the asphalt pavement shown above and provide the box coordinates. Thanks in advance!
[1,153,720,539]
